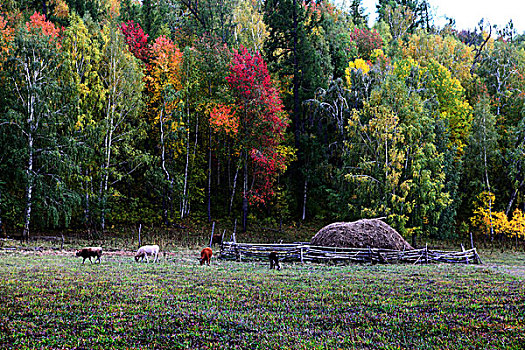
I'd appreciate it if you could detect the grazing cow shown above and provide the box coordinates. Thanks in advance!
[269,251,280,270]
[200,247,213,266]
[211,232,223,245]
[76,247,103,264]
[135,244,160,263]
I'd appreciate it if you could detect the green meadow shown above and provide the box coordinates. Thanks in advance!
[0,250,524,349]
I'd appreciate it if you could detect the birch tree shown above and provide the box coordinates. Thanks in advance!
[464,98,500,240]
[1,13,77,239]
[62,14,105,234]
[97,21,144,233]
[145,34,183,224]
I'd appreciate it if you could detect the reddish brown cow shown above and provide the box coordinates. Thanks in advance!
[269,251,280,270]
[200,247,213,266]
[76,247,103,264]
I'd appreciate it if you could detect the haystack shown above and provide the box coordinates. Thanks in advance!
[310,219,413,250]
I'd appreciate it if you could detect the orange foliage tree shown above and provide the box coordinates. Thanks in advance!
[26,11,61,46]
[209,104,238,136]
[144,34,184,224]
[146,35,183,117]
[0,13,15,70]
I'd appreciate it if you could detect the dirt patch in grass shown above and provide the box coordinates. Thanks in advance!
[475,264,525,280]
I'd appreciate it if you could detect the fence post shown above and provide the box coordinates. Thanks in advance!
[234,244,241,262]
[474,248,483,264]
[231,219,237,243]
[209,221,215,247]
[138,224,142,247]
[300,247,304,264]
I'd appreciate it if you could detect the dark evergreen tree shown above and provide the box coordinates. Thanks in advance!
[141,0,161,39]
[377,0,431,32]
[65,0,103,22]
[120,0,142,25]
[319,3,355,79]
[177,0,237,45]
[349,0,368,28]
[263,0,333,219]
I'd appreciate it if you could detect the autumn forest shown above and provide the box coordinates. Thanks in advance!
[0,0,524,246]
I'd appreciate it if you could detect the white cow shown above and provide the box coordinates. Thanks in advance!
[134,244,160,263]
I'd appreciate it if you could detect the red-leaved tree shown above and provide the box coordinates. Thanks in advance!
[225,46,291,230]
[351,28,383,60]
[120,20,149,62]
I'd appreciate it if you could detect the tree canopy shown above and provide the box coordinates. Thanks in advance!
[1,0,525,245]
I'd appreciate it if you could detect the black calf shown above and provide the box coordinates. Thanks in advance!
[269,251,280,270]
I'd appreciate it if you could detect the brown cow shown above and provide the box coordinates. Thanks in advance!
[269,251,280,270]
[76,247,103,264]
[211,233,223,245]
[200,247,213,266]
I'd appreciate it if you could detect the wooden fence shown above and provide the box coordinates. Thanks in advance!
[219,242,483,265]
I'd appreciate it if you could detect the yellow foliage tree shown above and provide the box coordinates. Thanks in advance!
[470,192,525,240]
[232,0,268,52]
[345,58,370,87]
[470,191,495,238]
[508,209,525,240]
[393,58,472,154]
[491,209,525,240]
[51,0,69,19]
[492,211,509,236]
[402,31,474,85]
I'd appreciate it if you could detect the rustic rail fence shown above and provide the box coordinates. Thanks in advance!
[219,242,483,265]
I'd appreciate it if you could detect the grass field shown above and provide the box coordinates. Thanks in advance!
[0,249,524,349]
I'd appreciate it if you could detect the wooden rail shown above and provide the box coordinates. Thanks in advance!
[219,242,483,265]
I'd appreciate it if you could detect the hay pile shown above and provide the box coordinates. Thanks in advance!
[310,219,413,250]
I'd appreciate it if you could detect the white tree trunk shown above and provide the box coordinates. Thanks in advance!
[482,111,494,241]
[229,162,240,215]
[100,93,115,233]
[159,107,173,224]
[23,133,34,240]
[181,107,191,219]
[302,178,308,221]
[83,168,91,235]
